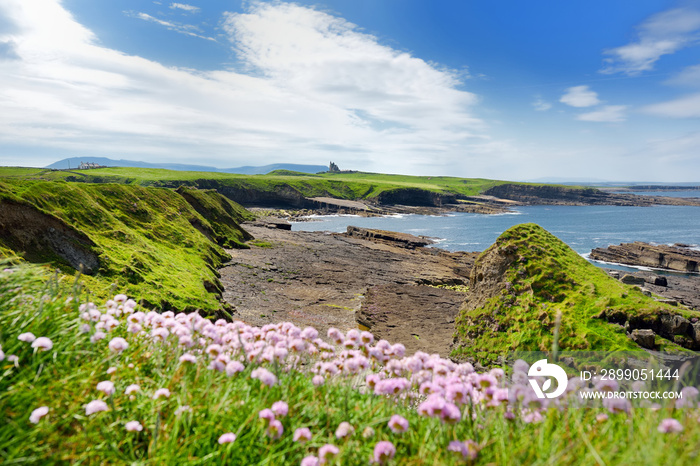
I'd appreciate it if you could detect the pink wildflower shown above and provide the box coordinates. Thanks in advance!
[179,354,197,364]
[318,444,339,464]
[90,331,106,343]
[29,406,49,424]
[108,337,129,352]
[259,408,276,423]
[225,361,244,376]
[96,381,115,396]
[271,401,289,417]
[441,402,462,424]
[153,388,171,399]
[18,332,36,343]
[372,441,396,464]
[335,421,355,439]
[301,456,320,466]
[294,427,312,443]
[267,419,284,439]
[603,397,631,415]
[218,432,237,444]
[125,421,143,432]
[125,384,140,395]
[312,375,325,386]
[658,418,683,433]
[31,337,53,351]
[85,400,109,415]
[175,405,192,415]
[388,414,409,433]
[448,440,479,460]
[251,367,277,386]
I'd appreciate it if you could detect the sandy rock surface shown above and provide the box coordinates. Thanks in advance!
[220,224,476,356]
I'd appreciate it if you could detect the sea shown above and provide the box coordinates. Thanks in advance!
[290,197,700,274]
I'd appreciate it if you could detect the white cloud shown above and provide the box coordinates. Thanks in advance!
[170,3,200,13]
[577,105,627,122]
[0,0,492,175]
[532,96,551,111]
[126,11,215,41]
[643,93,700,118]
[601,5,700,75]
[666,63,700,87]
[559,86,601,107]
[221,2,481,135]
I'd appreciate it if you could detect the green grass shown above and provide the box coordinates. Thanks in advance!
[1,264,699,465]
[452,223,700,364]
[0,179,252,313]
[0,166,579,204]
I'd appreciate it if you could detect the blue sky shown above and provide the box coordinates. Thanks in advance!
[1,0,699,181]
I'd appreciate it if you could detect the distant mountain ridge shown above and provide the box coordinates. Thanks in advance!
[45,157,328,175]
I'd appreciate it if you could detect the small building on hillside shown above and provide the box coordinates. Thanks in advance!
[78,162,106,170]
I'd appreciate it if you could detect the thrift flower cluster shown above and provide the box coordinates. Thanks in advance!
[12,292,697,464]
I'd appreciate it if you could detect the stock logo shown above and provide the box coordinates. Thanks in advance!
[528,359,568,399]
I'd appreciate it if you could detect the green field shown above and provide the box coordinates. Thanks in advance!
[0,166,567,203]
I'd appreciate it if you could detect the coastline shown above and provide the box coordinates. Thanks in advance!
[220,220,700,358]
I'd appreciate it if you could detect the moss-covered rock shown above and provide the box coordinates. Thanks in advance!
[452,223,700,363]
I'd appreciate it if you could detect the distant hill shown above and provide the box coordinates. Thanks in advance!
[45,157,328,175]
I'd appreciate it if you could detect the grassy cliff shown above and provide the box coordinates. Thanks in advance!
[0,166,569,206]
[0,179,252,313]
[452,223,700,363]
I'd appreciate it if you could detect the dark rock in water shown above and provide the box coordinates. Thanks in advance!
[654,276,668,287]
[248,217,292,230]
[345,226,433,249]
[591,242,700,273]
[630,329,656,349]
[621,274,645,285]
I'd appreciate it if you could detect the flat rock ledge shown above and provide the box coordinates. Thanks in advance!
[591,242,700,273]
[219,223,477,357]
[345,226,434,249]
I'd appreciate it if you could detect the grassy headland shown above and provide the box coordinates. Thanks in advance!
[0,166,563,206]
[0,179,252,313]
[452,224,700,364]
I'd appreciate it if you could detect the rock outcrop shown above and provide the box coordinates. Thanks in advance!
[483,184,700,207]
[0,199,100,274]
[452,223,700,364]
[345,226,433,249]
[591,242,700,273]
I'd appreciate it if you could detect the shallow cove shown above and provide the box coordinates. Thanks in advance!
[291,205,700,257]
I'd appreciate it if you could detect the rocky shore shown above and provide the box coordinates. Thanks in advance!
[591,242,700,273]
[219,220,700,358]
[220,223,477,356]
